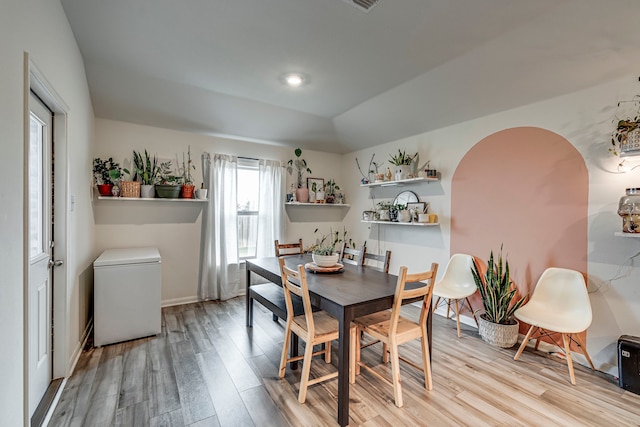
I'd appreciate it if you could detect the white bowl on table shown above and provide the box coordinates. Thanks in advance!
[312,253,339,267]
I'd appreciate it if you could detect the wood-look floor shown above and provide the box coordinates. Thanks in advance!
[50,297,640,426]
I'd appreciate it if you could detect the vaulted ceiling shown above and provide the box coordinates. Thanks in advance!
[61,0,640,153]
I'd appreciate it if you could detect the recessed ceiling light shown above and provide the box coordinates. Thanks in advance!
[284,73,304,87]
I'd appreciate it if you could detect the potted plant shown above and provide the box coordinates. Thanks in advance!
[376,201,392,221]
[132,149,160,198]
[179,146,196,199]
[388,149,417,180]
[471,247,528,348]
[93,157,121,196]
[324,179,340,204]
[155,160,183,198]
[610,116,640,156]
[286,148,312,203]
[308,229,340,267]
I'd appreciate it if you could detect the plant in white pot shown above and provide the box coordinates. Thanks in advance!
[132,149,160,198]
[286,148,312,203]
[388,149,417,181]
[471,247,528,348]
[308,229,339,267]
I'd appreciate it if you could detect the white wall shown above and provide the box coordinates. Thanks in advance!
[0,0,95,423]
[94,119,344,303]
[340,74,640,376]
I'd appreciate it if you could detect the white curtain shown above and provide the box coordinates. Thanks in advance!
[256,159,285,258]
[199,153,241,300]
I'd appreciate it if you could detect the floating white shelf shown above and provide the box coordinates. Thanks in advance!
[614,232,640,238]
[97,196,207,203]
[361,220,439,227]
[285,202,350,207]
[360,177,438,187]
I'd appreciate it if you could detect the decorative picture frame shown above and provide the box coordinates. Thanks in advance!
[407,202,427,213]
[307,177,325,193]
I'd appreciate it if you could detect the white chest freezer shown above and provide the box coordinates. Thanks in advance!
[93,247,162,346]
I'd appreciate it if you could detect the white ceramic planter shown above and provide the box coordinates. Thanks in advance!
[312,253,339,267]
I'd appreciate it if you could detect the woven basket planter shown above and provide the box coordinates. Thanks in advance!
[120,181,141,198]
[478,315,519,348]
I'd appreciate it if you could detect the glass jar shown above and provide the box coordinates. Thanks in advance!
[618,188,640,233]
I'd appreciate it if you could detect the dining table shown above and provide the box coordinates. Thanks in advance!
[245,254,433,427]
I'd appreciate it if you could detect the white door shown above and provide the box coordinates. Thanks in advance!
[28,93,54,416]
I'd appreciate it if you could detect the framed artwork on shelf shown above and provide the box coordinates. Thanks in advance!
[307,177,325,193]
[407,202,427,213]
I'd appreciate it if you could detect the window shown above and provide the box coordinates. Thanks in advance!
[237,158,259,260]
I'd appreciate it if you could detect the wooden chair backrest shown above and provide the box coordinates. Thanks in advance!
[363,250,392,273]
[275,239,303,257]
[339,242,365,266]
[388,263,439,335]
[278,258,315,334]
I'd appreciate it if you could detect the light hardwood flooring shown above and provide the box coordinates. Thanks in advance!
[50,297,640,426]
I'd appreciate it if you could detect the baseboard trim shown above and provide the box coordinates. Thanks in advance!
[162,296,200,307]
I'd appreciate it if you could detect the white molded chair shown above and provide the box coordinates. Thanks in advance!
[513,267,595,385]
[432,253,478,337]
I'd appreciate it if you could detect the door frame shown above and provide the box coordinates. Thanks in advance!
[23,54,70,422]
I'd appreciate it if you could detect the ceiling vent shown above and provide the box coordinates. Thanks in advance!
[341,0,382,13]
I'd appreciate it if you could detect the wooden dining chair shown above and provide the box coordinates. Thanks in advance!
[354,262,439,407]
[339,242,365,266]
[278,258,356,403]
[362,249,392,273]
[274,239,304,257]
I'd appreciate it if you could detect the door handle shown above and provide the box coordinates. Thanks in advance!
[49,259,64,268]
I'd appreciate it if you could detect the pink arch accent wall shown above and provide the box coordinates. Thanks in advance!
[451,127,588,319]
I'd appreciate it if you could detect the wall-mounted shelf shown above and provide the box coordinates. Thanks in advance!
[360,177,438,188]
[285,202,350,207]
[361,220,439,227]
[614,232,640,238]
[97,196,207,203]
[285,202,350,222]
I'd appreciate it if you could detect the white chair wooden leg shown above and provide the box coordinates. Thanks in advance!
[445,299,451,319]
[562,333,576,385]
[454,299,461,337]
[574,333,595,370]
[382,343,389,363]
[514,325,535,360]
[465,297,479,327]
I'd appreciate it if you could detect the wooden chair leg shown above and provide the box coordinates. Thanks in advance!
[389,341,403,407]
[445,299,451,320]
[514,325,536,360]
[465,297,479,327]
[562,333,576,385]
[279,326,292,378]
[356,326,361,375]
[298,340,315,403]
[421,326,433,390]
[382,343,389,363]
[574,333,595,370]
[454,299,462,337]
[433,297,441,312]
[350,327,356,384]
[324,339,332,363]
